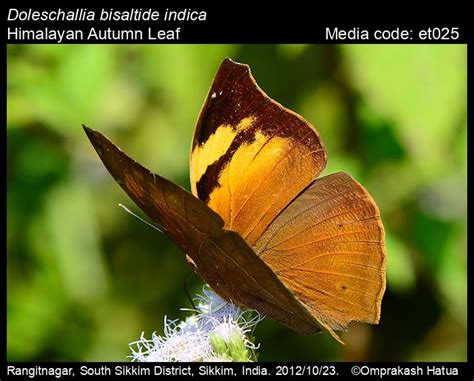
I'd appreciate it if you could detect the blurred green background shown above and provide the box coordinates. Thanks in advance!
[7,44,467,361]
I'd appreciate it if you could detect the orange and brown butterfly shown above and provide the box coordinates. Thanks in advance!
[83,58,386,344]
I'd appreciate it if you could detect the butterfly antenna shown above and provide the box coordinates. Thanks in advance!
[118,203,163,233]
[184,272,196,310]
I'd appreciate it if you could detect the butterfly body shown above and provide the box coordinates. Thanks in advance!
[84,58,386,343]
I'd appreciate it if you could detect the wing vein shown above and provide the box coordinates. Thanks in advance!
[271,251,378,272]
[266,201,374,250]
[280,268,379,285]
[280,274,375,315]
[257,178,355,248]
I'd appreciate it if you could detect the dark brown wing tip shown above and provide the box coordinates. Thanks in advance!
[82,124,120,162]
[222,57,236,64]
[83,124,97,142]
[83,125,115,149]
[220,57,250,73]
[83,125,104,152]
[222,56,247,66]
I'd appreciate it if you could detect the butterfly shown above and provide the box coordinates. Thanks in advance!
[84,58,386,343]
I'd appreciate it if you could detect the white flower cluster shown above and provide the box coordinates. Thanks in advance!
[129,287,262,362]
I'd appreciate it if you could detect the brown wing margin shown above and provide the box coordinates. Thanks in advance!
[84,125,326,335]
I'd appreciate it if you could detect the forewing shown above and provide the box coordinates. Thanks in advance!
[190,58,327,246]
[84,126,323,335]
[254,172,386,341]
[84,126,224,259]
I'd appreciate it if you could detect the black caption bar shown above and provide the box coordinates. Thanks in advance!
[4,7,468,43]
[2,362,472,379]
